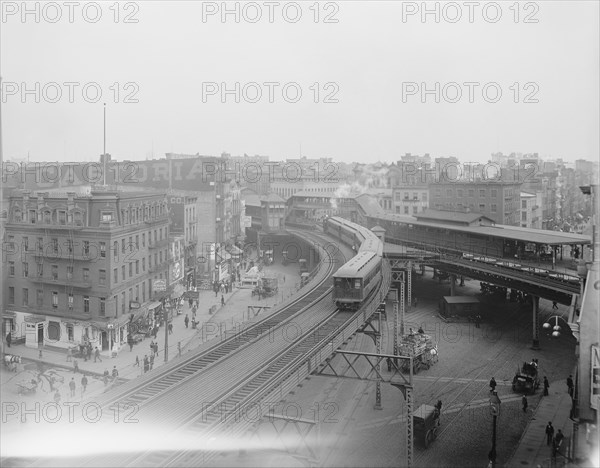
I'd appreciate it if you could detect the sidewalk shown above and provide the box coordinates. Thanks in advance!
[506,381,597,468]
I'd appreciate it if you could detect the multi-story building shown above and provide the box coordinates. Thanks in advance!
[520,191,542,229]
[429,181,522,225]
[2,187,169,355]
[167,192,198,289]
[522,171,558,229]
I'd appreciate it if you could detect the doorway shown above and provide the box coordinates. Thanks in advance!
[37,323,44,344]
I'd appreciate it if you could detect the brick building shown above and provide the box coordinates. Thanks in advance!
[2,187,169,355]
[429,181,522,226]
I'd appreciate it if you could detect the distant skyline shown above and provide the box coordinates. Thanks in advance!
[1,1,598,165]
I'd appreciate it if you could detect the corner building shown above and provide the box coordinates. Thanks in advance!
[2,187,169,356]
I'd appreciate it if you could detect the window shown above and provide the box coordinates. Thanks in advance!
[23,262,29,277]
[37,263,43,277]
[479,189,486,197]
[135,235,139,249]
[66,323,74,341]
[491,204,497,213]
[113,268,118,283]
[8,287,15,304]
[99,269,106,285]
[67,239,73,254]
[83,296,90,313]
[142,258,146,271]
[129,236,133,252]
[101,212,113,222]
[52,291,58,308]
[83,241,90,256]
[404,206,409,214]
[83,268,89,281]
[413,192,418,200]
[113,241,118,260]
[113,295,118,315]
[468,189,474,197]
[67,265,73,280]
[68,293,73,310]
[100,298,106,316]
[37,289,43,306]
[58,211,66,225]
[142,233,145,247]
[129,263,133,277]
[43,211,51,223]
[159,251,163,264]
[142,285,146,302]
[52,238,58,254]
[8,261,14,276]
[122,265,126,279]
[457,189,463,197]
[135,285,139,301]
[522,200,527,209]
[479,204,485,211]
[395,206,401,213]
[121,292,125,314]
[135,260,139,275]
[22,288,28,306]
[52,265,58,280]
[522,212,527,221]
[413,206,418,214]
[37,237,43,252]
[23,237,29,251]
[100,242,106,258]
[491,189,497,197]
[29,210,36,223]
[122,239,125,253]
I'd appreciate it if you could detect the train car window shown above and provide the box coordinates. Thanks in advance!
[354,279,361,289]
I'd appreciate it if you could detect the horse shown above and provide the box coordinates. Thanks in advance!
[3,354,21,372]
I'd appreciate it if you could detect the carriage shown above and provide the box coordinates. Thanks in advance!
[512,361,540,394]
[399,334,438,374]
[414,404,441,448]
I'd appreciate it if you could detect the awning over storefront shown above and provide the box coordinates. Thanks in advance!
[172,284,185,298]
[24,314,46,323]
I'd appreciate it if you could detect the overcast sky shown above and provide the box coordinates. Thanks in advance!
[1,1,598,164]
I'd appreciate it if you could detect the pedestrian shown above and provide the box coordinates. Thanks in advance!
[81,374,88,395]
[168,323,173,334]
[414,297,418,307]
[143,355,149,373]
[522,395,528,413]
[489,377,497,392]
[38,348,43,359]
[66,347,72,362]
[221,295,225,307]
[552,301,558,309]
[418,326,424,334]
[135,355,140,367]
[69,377,76,397]
[5,332,12,348]
[552,429,564,458]
[567,375,574,396]
[150,353,154,370]
[184,315,189,328]
[545,421,554,445]
[94,347,102,362]
[86,346,92,362]
[150,340,155,354]
[112,366,119,379]
[73,359,79,373]
[543,376,550,396]
[283,275,286,283]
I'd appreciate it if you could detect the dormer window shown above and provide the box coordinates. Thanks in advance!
[101,211,114,222]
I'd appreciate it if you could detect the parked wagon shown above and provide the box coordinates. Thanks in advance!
[414,404,441,448]
[399,333,437,374]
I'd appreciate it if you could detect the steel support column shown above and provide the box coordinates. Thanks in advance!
[407,267,412,310]
[450,274,456,296]
[531,295,540,350]
[393,294,399,356]
[374,310,382,410]
[400,281,405,337]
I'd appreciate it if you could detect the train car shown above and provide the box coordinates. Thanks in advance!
[332,251,382,310]
[324,216,367,251]
[548,272,580,285]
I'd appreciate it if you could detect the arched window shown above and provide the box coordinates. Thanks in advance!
[13,209,22,222]
[43,210,51,224]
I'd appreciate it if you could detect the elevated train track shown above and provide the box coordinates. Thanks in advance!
[18,224,389,468]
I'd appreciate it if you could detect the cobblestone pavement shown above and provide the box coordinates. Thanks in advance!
[211,271,578,468]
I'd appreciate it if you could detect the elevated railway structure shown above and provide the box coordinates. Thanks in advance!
[15,224,390,468]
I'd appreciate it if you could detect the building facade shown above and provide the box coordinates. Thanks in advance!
[429,181,522,226]
[2,188,169,355]
[520,191,542,229]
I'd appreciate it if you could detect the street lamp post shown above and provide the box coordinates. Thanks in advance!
[488,391,501,468]
[543,315,563,338]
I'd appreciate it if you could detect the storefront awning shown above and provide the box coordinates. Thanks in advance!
[24,314,46,323]
[172,284,185,298]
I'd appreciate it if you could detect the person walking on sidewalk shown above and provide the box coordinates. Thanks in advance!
[522,395,528,413]
[69,378,76,397]
[112,366,119,379]
[94,347,102,363]
[103,369,109,385]
[545,421,554,445]
[543,376,550,396]
[73,359,79,373]
[150,353,154,370]
[81,375,88,395]
[143,355,149,373]
[168,322,173,335]
[135,355,140,367]
[6,331,11,348]
[552,301,558,309]
[184,315,189,328]
[567,375,574,396]
[66,347,72,362]
[552,429,565,458]
[221,295,225,307]
[489,377,497,393]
